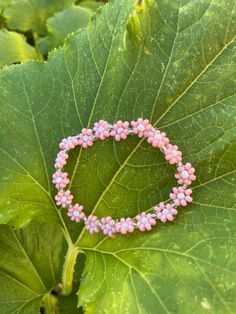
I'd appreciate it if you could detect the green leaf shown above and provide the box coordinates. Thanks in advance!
[0,0,14,10]
[79,0,103,11]
[46,4,100,50]
[0,223,67,313]
[3,0,75,35]
[0,29,38,67]
[0,0,236,313]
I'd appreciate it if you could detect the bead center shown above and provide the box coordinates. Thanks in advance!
[177,193,185,199]
[141,217,148,224]
[73,210,79,217]
[137,124,145,131]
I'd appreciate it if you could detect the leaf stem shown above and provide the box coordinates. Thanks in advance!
[57,209,73,246]
[61,244,79,295]
[42,293,58,314]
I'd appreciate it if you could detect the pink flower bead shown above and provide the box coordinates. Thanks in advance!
[175,163,196,185]
[110,120,130,141]
[59,136,79,150]
[67,204,85,222]
[116,217,134,234]
[147,129,169,148]
[85,215,100,234]
[164,144,182,164]
[52,171,70,189]
[54,151,69,169]
[55,190,73,208]
[154,202,178,222]
[170,186,193,207]
[131,118,152,138]
[101,216,116,237]
[135,212,156,231]
[93,120,110,140]
[78,128,94,148]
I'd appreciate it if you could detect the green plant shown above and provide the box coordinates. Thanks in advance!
[0,0,103,65]
[0,0,235,313]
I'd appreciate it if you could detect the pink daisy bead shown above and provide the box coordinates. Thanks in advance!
[101,216,117,237]
[59,136,79,150]
[78,128,94,148]
[52,171,69,189]
[110,120,130,141]
[93,120,110,140]
[175,163,196,185]
[135,212,156,231]
[54,151,69,169]
[131,118,152,138]
[85,215,100,234]
[116,217,134,234]
[154,202,178,222]
[147,129,169,148]
[55,190,73,208]
[67,203,85,222]
[164,144,182,164]
[170,186,193,207]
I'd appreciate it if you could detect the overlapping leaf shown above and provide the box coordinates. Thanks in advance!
[0,223,67,313]
[0,29,38,67]
[3,0,75,34]
[38,3,102,53]
[0,0,236,313]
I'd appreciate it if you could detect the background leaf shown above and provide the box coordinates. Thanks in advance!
[0,29,38,67]
[0,0,236,313]
[0,223,67,313]
[0,0,14,10]
[38,1,100,54]
[3,0,75,34]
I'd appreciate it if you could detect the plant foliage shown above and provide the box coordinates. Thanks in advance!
[0,0,235,313]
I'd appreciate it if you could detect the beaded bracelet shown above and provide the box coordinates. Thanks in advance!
[53,118,196,237]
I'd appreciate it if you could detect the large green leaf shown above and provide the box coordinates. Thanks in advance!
[0,0,236,313]
[0,29,38,67]
[0,223,67,313]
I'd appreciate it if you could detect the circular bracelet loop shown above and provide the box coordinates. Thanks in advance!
[53,118,196,238]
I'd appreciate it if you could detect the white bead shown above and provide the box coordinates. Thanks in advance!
[73,210,79,217]
[56,177,62,183]
[83,135,90,142]
[98,126,104,133]
[154,134,162,140]
[105,223,111,230]
[141,217,148,224]
[137,124,145,131]
[181,170,189,179]
[162,209,169,215]
[117,127,123,134]
[177,193,185,199]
